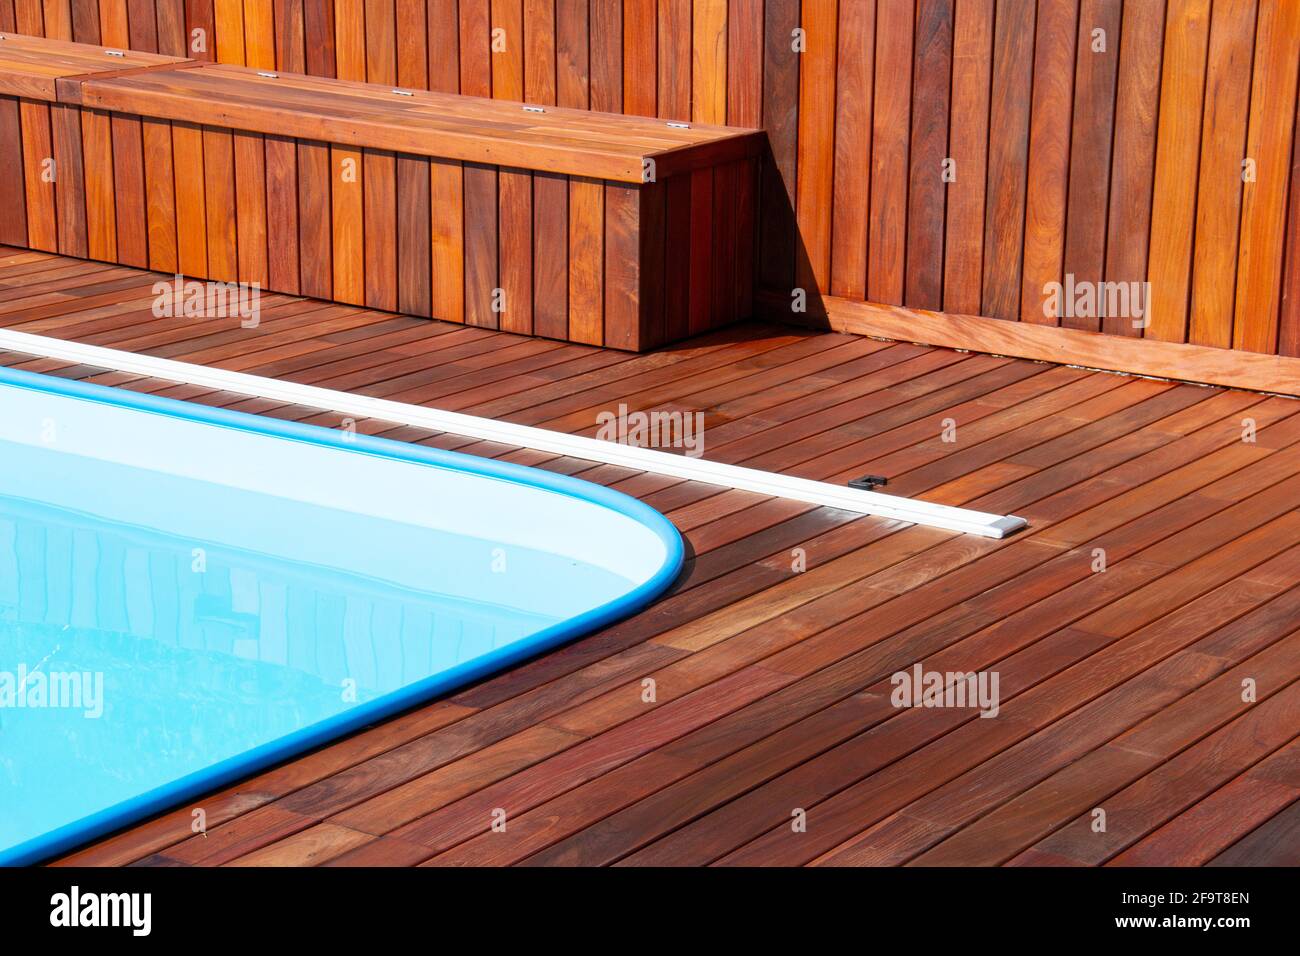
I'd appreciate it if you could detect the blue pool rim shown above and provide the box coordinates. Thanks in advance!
[0,365,685,866]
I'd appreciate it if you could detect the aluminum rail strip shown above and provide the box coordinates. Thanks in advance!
[0,329,1028,538]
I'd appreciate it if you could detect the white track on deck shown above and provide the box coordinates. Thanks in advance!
[0,329,1027,537]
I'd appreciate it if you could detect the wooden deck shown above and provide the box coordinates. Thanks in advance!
[3,245,1299,867]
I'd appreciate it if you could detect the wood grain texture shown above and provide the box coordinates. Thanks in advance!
[906,0,953,311]
[51,102,87,258]
[0,97,26,247]
[604,180,641,349]
[233,128,268,286]
[757,0,799,295]
[1103,0,1165,336]
[297,138,331,298]
[692,0,725,124]
[141,115,176,271]
[867,0,912,306]
[395,0,428,90]
[532,168,568,339]
[523,0,556,105]
[429,156,465,322]
[1232,0,1300,353]
[203,125,237,280]
[942,0,992,315]
[499,166,533,334]
[19,101,57,253]
[567,173,603,344]
[463,160,499,328]
[1188,0,1256,347]
[396,152,431,316]
[110,112,147,267]
[981,0,1034,320]
[1146,0,1211,343]
[1061,0,1121,331]
[795,0,836,295]
[588,0,620,113]
[829,0,873,300]
[491,0,524,102]
[1020,0,1078,324]
[623,0,655,117]
[363,147,397,311]
[263,132,298,292]
[330,144,364,304]
[658,0,690,121]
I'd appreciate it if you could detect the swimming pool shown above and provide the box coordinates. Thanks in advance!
[0,368,683,865]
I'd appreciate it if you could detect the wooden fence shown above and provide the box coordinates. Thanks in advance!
[2,0,1298,366]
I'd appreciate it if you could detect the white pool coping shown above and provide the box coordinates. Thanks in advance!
[0,328,1028,538]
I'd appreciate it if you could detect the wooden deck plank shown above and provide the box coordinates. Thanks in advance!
[0,247,1297,868]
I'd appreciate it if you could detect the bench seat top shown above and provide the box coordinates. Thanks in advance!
[0,34,761,182]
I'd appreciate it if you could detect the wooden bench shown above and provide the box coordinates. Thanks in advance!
[0,33,763,351]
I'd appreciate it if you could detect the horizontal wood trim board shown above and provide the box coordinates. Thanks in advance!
[762,292,1300,398]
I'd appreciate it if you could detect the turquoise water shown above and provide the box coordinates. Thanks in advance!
[0,373,680,864]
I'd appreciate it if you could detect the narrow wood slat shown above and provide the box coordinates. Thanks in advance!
[427,0,459,93]
[51,102,87,258]
[212,0,245,65]
[186,0,216,61]
[726,0,762,128]
[906,0,953,311]
[264,133,298,293]
[156,0,186,57]
[334,0,365,81]
[460,0,492,97]
[942,0,992,314]
[1145,0,1212,342]
[110,112,147,268]
[463,161,499,328]
[242,0,276,69]
[1103,0,1165,336]
[301,0,335,76]
[640,177,668,346]
[43,0,73,41]
[395,0,428,90]
[490,0,523,101]
[1232,0,1300,353]
[604,181,641,349]
[794,0,836,295]
[297,138,331,298]
[98,0,128,46]
[20,101,57,253]
[711,159,737,326]
[1060,0,1122,331]
[623,0,656,117]
[0,97,27,247]
[396,153,431,316]
[363,147,397,311]
[127,0,159,51]
[868,0,912,306]
[499,166,533,334]
[688,165,713,334]
[1280,93,1300,357]
[1187,0,1256,347]
[567,174,603,345]
[692,0,725,124]
[757,0,799,297]
[141,116,176,272]
[523,0,555,105]
[429,156,465,321]
[664,172,691,340]
[203,125,237,281]
[1021,0,1078,324]
[657,0,689,121]
[331,144,365,305]
[233,129,268,287]
[364,0,396,85]
[69,0,98,43]
[981,0,1035,320]
[532,169,567,339]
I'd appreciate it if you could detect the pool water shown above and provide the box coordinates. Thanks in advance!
[0,369,681,865]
